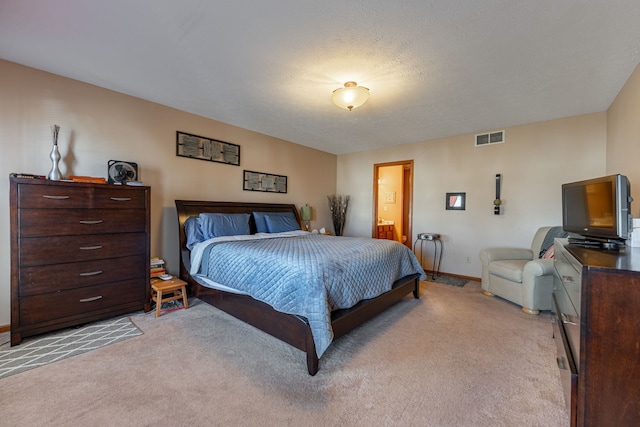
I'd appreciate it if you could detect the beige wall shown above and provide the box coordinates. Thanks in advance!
[338,112,608,278]
[2,58,640,327]
[607,62,640,215]
[0,60,337,326]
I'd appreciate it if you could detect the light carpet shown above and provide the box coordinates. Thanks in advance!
[0,281,568,426]
[0,316,142,379]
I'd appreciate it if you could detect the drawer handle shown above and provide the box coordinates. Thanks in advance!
[562,275,574,282]
[79,220,103,225]
[79,245,103,250]
[79,270,103,276]
[560,312,577,326]
[110,197,132,201]
[42,195,70,200]
[79,296,102,303]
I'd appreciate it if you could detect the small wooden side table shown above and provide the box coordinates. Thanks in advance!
[151,277,189,317]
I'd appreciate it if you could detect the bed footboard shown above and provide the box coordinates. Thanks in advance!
[330,273,421,341]
[187,272,419,376]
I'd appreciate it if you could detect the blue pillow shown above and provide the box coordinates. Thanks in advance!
[264,214,301,233]
[184,216,205,250]
[199,213,251,238]
[253,211,297,233]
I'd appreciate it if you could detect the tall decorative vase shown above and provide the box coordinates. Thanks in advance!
[327,194,350,236]
[47,124,62,180]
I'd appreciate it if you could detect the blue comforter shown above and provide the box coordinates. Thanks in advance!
[191,232,426,357]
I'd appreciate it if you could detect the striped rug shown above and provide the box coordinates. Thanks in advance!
[0,316,142,379]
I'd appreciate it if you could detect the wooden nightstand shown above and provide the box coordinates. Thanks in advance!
[151,278,189,317]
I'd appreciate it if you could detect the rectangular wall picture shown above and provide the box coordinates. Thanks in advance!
[243,170,287,193]
[446,192,466,210]
[176,131,240,166]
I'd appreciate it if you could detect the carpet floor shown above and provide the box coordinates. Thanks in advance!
[0,281,568,426]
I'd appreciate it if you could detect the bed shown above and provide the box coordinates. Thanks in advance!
[175,200,425,375]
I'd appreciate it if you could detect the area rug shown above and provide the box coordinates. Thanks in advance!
[0,316,142,379]
[427,274,469,287]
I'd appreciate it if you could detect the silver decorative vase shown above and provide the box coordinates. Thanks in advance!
[47,124,62,180]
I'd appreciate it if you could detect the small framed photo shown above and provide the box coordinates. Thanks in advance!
[384,191,396,203]
[446,192,466,210]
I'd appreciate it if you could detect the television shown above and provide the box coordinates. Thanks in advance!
[562,174,633,249]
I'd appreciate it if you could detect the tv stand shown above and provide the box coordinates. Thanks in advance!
[567,236,624,251]
[553,239,640,426]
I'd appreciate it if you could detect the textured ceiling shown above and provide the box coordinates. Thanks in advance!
[1,1,640,155]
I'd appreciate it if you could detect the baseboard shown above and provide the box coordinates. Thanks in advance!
[0,324,9,333]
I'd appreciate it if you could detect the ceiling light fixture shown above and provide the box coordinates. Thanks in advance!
[331,81,369,111]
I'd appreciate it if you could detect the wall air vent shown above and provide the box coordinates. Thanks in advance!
[475,130,505,147]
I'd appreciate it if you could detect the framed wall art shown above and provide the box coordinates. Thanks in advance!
[446,192,466,210]
[176,131,240,166]
[384,191,396,203]
[243,170,287,193]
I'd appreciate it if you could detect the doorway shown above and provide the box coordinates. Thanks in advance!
[373,160,414,249]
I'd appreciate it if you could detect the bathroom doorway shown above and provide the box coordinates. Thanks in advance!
[373,160,414,249]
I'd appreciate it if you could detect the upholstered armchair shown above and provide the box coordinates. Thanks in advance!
[479,226,566,314]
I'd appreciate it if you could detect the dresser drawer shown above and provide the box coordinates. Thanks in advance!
[554,247,582,316]
[552,295,578,423]
[553,285,581,363]
[19,209,146,237]
[20,233,147,266]
[19,255,147,296]
[17,184,147,209]
[19,279,145,326]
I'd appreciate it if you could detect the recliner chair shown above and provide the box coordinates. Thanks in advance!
[479,226,566,314]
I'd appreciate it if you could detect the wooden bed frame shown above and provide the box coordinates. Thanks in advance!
[175,200,421,375]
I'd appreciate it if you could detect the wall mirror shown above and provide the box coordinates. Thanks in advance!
[446,192,466,210]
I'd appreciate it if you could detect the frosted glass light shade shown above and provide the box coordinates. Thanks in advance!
[300,204,312,231]
[331,81,369,111]
[300,205,312,221]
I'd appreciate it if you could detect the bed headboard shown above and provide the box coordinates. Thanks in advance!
[174,200,301,279]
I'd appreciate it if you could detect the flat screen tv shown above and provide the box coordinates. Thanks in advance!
[562,174,632,248]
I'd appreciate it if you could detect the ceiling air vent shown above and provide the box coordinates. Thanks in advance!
[475,130,505,147]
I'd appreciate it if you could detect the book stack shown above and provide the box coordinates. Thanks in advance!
[150,257,166,278]
[69,175,107,184]
[11,173,46,179]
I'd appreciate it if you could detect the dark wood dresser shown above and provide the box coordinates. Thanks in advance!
[552,239,640,426]
[9,176,151,345]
